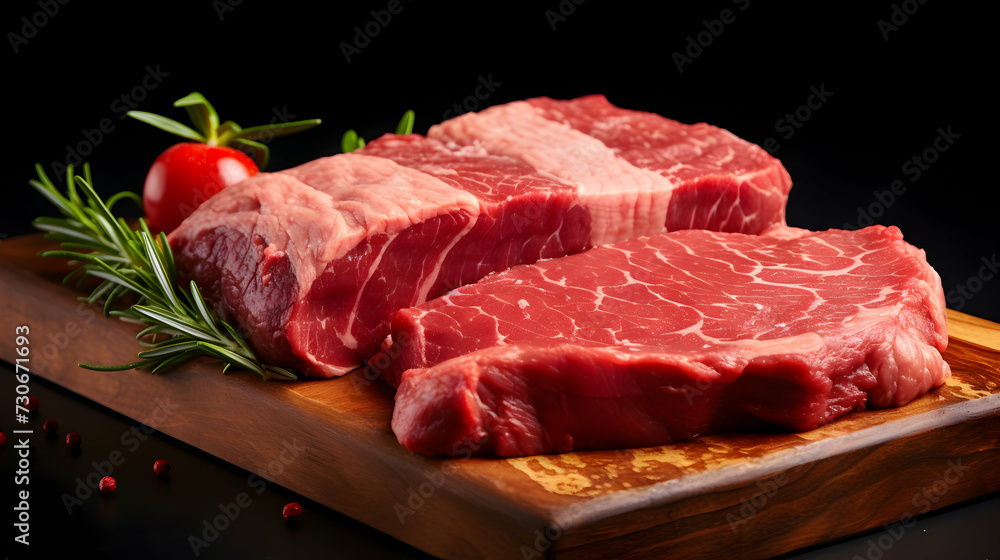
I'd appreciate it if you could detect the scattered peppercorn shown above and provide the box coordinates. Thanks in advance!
[153,459,171,476]
[42,419,58,434]
[99,476,117,494]
[282,502,303,520]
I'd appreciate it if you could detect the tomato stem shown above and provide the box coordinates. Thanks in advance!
[127,92,321,170]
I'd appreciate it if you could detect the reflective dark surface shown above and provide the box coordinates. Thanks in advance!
[2,362,998,559]
[1,362,437,559]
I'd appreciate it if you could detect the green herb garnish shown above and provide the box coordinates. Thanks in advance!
[29,163,297,380]
[341,109,416,153]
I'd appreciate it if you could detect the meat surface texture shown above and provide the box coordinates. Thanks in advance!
[376,226,950,457]
[169,96,793,377]
[429,94,792,244]
[169,135,588,377]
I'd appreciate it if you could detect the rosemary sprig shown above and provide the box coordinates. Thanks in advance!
[29,163,297,380]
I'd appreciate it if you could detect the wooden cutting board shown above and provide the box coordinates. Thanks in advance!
[2,233,998,559]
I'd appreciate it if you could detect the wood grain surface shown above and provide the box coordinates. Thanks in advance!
[2,233,998,559]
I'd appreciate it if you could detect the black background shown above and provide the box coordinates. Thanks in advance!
[1,1,997,558]
[3,0,995,321]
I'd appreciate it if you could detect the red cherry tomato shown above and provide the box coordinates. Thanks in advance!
[142,143,258,234]
[129,92,320,233]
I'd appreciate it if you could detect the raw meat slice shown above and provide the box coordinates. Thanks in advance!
[376,226,950,457]
[429,94,792,243]
[170,96,794,377]
[169,135,589,377]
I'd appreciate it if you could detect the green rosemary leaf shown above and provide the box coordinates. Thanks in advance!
[103,283,127,316]
[29,169,74,216]
[105,190,143,211]
[188,281,224,339]
[40,249,119,266]
[84,267,161,306]
[218,320,254,355]
[150,349,204,374]
[265,365,298,380]
[80,359,159,372]
[196,341,266,378]
[136,329,186,346]
[47,240,117,254]
[32,220,100,243]
[131,305,216,341]
[140,232,179,309]
[157,230,177,287]
[138,339,203,359]
[135,326,180,345]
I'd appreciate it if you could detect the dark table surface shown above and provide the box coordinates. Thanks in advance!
[2,361,998,560]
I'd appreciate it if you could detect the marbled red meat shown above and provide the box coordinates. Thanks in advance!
[429,94,792,243]
[376,226,950,456]
[169,96,792,377]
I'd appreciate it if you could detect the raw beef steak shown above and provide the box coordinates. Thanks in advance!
[376,226,950,456]
[169,96,792,377]
[169,135,588,377]
[429,94,792,243]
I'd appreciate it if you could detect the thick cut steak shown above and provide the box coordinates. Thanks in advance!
[376,226,950,457]
[169,96,792,377]
[169,135,588,377]
[429,94,792,243]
